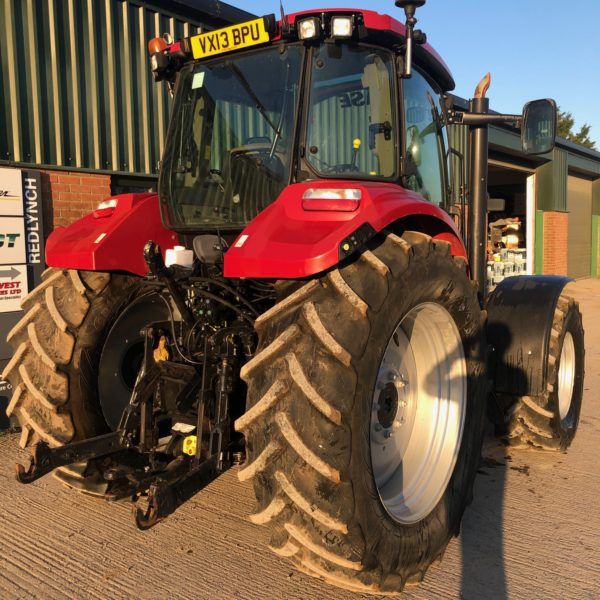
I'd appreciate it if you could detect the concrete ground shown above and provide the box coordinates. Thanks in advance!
[1,279,599,599]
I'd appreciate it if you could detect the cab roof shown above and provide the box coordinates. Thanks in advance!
[284,8,455,92]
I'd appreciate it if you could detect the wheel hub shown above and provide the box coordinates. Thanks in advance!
[376,382,399,429]
[370,302,467,525]
[558,330,576,421]
[98,294,169,430]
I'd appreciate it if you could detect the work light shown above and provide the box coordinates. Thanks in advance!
[297,17,321,40]
[331,16,354,38]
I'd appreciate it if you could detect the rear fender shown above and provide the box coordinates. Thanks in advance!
[486,275,572,397]
[223,181,466,279]
[45,193,178,276]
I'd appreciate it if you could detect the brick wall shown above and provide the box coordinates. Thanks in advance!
[40,170,111,229]
[542,211,568,275]
[596,217,600,278]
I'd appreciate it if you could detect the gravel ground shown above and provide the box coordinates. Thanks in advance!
[0,278,599,599]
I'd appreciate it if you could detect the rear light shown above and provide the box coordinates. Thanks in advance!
[331,16,354,39]
[97,199,118,210]
[302,188,361,212]
[93,198,118,219]
[297,17,321,40]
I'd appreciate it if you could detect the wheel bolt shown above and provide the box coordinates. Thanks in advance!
[384,429,393,439]
[374,423,382,432]
[393,420,401,429]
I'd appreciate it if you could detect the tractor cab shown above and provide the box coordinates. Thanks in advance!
[153,9,455,232]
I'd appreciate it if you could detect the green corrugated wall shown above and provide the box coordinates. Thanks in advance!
[536,148,568,212]
[0,0,211,177]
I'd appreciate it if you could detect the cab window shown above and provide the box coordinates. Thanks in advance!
[402,71,446,204]
[306,44,397,178]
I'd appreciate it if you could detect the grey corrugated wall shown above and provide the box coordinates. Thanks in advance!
[0,0,215,177]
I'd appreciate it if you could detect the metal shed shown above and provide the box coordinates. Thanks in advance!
[0,0,253,178]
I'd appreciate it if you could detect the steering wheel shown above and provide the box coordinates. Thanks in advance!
[323,163,360,174]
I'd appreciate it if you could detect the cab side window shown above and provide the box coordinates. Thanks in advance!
[402,71,445,204]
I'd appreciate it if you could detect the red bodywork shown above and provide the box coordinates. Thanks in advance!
[45,184,465,280]
[224,181,465,279]
[46,193,178,276]
[45,9,463,279]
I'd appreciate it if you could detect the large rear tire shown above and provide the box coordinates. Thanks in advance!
[2,269,145,489]
[236,231,487,593]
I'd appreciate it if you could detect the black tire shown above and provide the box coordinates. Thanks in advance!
[235,231,487,593]
[2,269,145,490]
[505,295,584,451]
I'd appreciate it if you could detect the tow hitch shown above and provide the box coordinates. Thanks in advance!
[15,322,236,528]
[14,244,252,529]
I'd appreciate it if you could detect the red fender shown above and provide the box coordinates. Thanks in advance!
[45,193,178,276]
[224,181,466,279]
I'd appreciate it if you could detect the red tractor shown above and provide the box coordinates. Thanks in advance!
[4,2,584,593]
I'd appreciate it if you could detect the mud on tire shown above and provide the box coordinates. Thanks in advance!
[3,269,141,451]
[504,295,584,451]
[236,231,487,593]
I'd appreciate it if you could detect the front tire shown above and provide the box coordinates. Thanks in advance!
[236,231,487,593]
[505,295,584,451]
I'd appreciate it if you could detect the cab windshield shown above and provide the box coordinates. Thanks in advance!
[159,45,303,229]
[159,41,400,231]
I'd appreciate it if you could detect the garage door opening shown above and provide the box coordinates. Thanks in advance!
[486,161,535,292]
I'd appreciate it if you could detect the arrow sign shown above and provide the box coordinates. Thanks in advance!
[0,267,21,280]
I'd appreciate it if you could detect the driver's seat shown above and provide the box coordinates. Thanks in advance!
[221,147,285,223]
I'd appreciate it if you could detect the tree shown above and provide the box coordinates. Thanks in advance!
[557,109,597,150]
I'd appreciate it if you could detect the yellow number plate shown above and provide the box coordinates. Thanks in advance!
[190,18,270,60]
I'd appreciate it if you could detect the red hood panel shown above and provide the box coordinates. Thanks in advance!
[224,182,464,279]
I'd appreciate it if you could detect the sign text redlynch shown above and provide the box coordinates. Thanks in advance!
[23,177,41,264]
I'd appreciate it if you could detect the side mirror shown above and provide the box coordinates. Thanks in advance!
[521,99,557,155]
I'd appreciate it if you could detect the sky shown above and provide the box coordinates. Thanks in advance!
[234,0,600,146]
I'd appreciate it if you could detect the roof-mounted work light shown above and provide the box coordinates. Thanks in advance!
[297,17,321,40]
[330,16,354,39]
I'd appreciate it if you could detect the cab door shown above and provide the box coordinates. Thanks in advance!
[401,69,449,208]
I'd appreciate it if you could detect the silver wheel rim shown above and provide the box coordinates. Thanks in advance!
[370,303,467,525]
[558,331,575,420]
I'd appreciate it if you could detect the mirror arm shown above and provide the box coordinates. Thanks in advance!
[448,111,522,127]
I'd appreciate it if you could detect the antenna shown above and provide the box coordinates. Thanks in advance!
[280,0,290,34]
[395,1,426,77]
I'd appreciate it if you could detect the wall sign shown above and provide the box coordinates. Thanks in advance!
[0,169,45,313]
[0,167,46,428]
